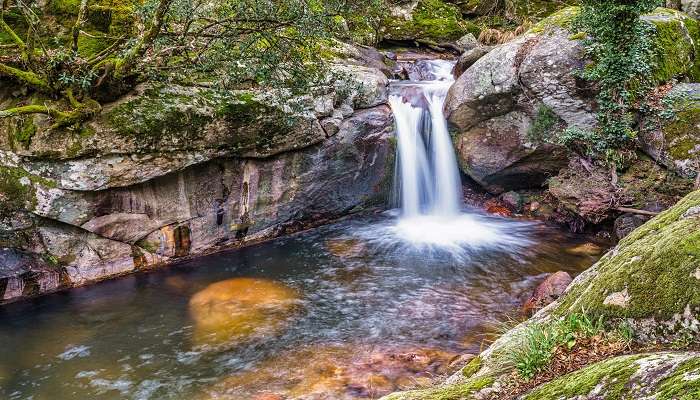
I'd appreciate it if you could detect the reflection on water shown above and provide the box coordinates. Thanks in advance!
[0,212,605,399]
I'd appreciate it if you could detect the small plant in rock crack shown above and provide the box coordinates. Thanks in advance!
[511,313,606,380]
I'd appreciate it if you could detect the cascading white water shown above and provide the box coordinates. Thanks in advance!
[382,59,534,254]
[390,60,462,218]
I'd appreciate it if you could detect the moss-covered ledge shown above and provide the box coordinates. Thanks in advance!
[381,0,480,44]
[523,352,700,399]
[552,189,700,321]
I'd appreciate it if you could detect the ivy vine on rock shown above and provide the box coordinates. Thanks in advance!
[572,0,661,166]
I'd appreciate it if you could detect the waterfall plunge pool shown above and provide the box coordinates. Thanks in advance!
[0,213,604,399]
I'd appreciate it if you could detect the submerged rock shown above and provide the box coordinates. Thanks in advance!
[189,278,300,347]
[565,242,605,257]
[203,345,460,400]
[325,238,367,258]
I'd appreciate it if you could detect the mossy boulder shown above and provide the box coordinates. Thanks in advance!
[641,83,700,179]
[382,0,480,44]
[528,7,699,83]
[643,8,700,84]
[552,189,700,322]
[522,352,700,399]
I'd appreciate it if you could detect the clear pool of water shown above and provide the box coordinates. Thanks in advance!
[0,211,604,399]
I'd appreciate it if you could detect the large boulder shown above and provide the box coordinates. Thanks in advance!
[452,110,568,193]
[551,189,700,323]
[445,10,591,193]
[445,6,699,198]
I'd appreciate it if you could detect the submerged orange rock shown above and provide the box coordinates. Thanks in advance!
[189,278,300,347]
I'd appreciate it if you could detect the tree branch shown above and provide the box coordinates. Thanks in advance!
[0,104,68,119]
[0,10,24,48]
[113,0,173,78]
[72,0,90,52]
[0,62,51,92]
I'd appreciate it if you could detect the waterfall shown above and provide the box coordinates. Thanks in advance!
[353,58,534,256]
[390,60,462,218]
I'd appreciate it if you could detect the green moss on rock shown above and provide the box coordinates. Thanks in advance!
[106,85,214,143]
[522,353,700,399]
[383,0,479,43]
[381,375,494,400]
[513,0,579,22]
[553,189,700,320]
[647,84,700,178]
[654,357,700,399]
[522,354,643,399]
[105,85,298,152]
[461,356,482,378]
[0,166,56,216]
[528,6,581,34]
[644,9,698,84]
[664,104,700,161]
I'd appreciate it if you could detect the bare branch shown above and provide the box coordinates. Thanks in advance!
[72,0,90,52]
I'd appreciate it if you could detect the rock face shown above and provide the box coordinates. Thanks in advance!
[0,62,395,302]
[445,6,698,222]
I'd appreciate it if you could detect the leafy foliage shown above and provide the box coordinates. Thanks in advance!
[0,0,385,128]
[572,0,661,164]
[527,104,560,143]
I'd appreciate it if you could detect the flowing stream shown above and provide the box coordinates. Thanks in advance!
[0,60,605,400]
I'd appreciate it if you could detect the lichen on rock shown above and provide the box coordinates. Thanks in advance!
[522,352,700,399]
